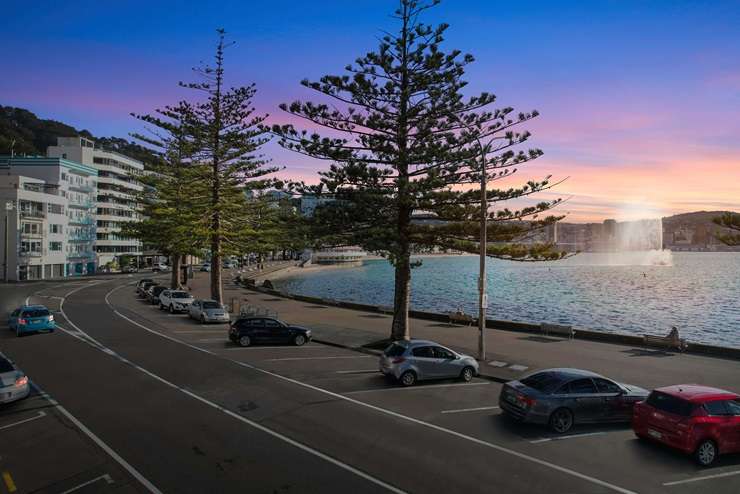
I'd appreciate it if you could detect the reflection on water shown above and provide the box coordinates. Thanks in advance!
[275,253,740,348]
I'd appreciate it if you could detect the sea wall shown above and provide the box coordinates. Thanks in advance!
[247,284,740,361]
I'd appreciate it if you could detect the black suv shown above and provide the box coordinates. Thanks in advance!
[229,317,312,347]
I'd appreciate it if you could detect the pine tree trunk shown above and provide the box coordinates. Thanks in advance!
[170,254,181,289]
[391,246,411,341]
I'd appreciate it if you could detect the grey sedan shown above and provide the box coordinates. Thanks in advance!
[188,299,230,324]
[0,355,30,405]
[380,339,479,386]
[499,368,648,433]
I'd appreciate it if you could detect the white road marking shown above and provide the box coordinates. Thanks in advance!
[508,364,529,372]
[488,361,508,367]
[663,469,740,486]
[173,330,224,334]
[224,345,328,350]
[267,356,373,362]
[440,406,500,414]
[0,411,47,430]
[197,338,228,342]
[530,432,607,444]
[59,474,115,494]
[344,382,491,395]
[336,370,379,374]
[32,384,160,494]
[102,282,637,494]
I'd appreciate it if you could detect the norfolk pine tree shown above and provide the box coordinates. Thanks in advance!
[273,0,566,341]
[183,29,279,303]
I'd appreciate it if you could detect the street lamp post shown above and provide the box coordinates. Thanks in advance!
[4,201,14,283]
[447,113,488,361]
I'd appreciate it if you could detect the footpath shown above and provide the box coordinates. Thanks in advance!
[187,270,740,393]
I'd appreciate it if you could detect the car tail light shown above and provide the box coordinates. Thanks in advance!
[516,392,536,408]
[17,318,27,325]
[392,357,406,364]
[15,376,28,387]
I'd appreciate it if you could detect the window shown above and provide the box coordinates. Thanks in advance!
[264,319,281,328]
[726,400,740,416]
[171,292,189,299]
[594,378,622,394]
[412,346,435,358]
[49,242,62,252]
[203,302,221,309]
[646,392,694,417]
[566,379,597,394]
[432,347,455,359]
[238,319,260,328]
[49,224,62,234]
[0,358,14,373]
[384,343,406,357]
[703,401,731,416]
[521,372,563,394]
[21,309,50,318]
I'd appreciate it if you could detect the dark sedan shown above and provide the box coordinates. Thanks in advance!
[228,317,312,347]
[499,368,648,433]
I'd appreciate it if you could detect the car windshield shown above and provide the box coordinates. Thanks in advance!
[22,309,50,318]
[384,343,407,357]
[0,358,14,373]
[646,391,694,417]
[203,302,221,309]
[171,292,190,298]
[520,372,564,394]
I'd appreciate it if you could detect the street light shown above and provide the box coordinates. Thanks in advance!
[446,112,488,362]
[4,200,14,283]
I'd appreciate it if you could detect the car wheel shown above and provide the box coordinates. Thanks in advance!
[549,408,574,434]
[460,366,475,382]
[694,439,718,467]
[399,370,417,387]
[200,315,206,324]
[169,305,175,314]
[238,335,251,347]
[293,334,307,346]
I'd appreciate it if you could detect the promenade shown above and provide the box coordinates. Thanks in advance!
[193,269,740,393]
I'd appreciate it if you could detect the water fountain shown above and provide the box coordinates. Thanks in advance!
[604,218,673,266]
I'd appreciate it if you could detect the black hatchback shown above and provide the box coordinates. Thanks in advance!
[229,317,312,347]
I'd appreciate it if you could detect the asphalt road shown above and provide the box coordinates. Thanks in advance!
[1,276,739,493]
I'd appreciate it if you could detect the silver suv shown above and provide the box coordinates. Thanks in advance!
[379,339,479,386]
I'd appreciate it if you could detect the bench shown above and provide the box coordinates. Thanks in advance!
[643,334,687,352]
[541,323,575,340]
[448,312,475,326]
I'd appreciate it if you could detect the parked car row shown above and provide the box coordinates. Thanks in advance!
[134,279,228,323]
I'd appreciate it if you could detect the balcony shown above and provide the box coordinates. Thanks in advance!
[19,251,44,258]
[69,217,95,226]
[19,210,45,220]
[20,231,45,239]
[68,183,94,193]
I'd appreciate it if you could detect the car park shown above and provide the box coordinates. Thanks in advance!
[228,317,311,347]
[499,368,648,433]
[633,384,740,466]
[147,285,167,304]
[379,339,479,387]
[188,299,229,323]
[0,355,30,405]
[159,289,195,313]
[7,305,56,336]
[152,263,169,272]
[137,281,158,297]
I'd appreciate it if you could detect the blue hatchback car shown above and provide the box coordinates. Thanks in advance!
[8,305,56,336]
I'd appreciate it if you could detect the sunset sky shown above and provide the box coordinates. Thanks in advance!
[3,0,739,222]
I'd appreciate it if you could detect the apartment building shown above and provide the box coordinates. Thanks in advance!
[48,137,144,266]
[0,157,97,281]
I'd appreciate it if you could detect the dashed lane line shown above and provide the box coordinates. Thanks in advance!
[0,411,47,431]
[101,281,638,494]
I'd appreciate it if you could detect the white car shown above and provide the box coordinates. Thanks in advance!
[188,299,230,324]
[152,263,170,272]
[159,289,194,313]
[0,354,30,404]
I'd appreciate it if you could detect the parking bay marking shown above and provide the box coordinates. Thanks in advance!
[440,406,500,414]
[60,474,115,494]
[0,411,47,431]
[344,382,491,395]
[103,282,637,494]
[530,432,607,444]
[336,370,379,374]
[663,469,740,486]
[266,356,373,362]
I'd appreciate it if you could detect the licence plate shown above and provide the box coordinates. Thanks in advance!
[648,429,662,439]
[505,392,518,404]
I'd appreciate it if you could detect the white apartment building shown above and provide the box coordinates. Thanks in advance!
[0,157,98,281]
[48,137,144,266]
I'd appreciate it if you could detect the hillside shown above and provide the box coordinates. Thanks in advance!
[0,105,161,167]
